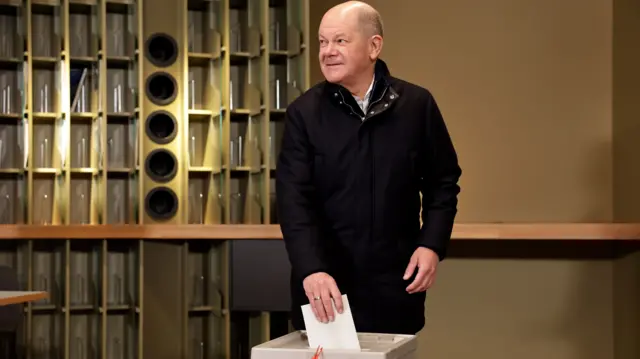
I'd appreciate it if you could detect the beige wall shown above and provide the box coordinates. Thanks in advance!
[309,0,640,358]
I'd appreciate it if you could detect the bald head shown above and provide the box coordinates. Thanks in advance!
[323,1,383,38]
[318,1,384,91]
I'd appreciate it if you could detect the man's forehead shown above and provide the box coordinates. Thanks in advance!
[318,19,357,37]
[318,27,352,38]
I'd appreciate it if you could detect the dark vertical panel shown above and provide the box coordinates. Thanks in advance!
[230,240,291,311]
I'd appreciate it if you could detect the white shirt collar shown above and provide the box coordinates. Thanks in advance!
[353,75,375,114]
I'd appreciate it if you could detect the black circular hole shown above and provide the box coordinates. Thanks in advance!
[144,187,178,220]
[145,110,177,144]
[145,72,177,106]
[145,33,178,67]
[144,149,177,183]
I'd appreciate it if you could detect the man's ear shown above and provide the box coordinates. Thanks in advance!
[369,35,383,60]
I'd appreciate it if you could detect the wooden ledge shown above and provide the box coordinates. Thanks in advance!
[452,223,640,240]
[0,224,283,239]
[0,223,638,240]
[0,291,48,306]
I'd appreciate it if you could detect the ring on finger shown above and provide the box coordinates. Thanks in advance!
[313,296,321,301]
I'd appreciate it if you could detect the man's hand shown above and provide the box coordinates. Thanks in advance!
[303,272,343,323]
[403,247,439,294]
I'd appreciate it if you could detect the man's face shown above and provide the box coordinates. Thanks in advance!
[318,15,372,85]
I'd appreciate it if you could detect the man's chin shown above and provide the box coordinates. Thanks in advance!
[323,73,344,84]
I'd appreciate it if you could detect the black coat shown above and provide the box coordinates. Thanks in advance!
[276,59,461,335]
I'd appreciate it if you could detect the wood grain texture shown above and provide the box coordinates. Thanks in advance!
[0,223,638,240]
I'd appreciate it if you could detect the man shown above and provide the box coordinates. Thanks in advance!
[276,1,461,335]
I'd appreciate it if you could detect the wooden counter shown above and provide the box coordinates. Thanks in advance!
[0,291,48,306]
[0,223,637,240]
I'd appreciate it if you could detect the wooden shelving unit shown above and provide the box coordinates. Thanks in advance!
[1,0,635,358]
[0,0,310,357]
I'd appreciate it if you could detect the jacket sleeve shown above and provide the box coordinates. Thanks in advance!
[417,93,462,261]
[276,105,328,281]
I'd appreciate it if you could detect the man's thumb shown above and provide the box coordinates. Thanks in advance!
[403,257,417,280]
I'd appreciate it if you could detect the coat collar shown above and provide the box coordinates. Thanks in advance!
[323,59,399,120]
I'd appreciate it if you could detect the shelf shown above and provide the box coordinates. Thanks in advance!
[0,223,636,240]
[0,0,311,357]
[0,291,48,305]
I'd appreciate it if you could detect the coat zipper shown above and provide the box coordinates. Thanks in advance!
[365,86,388,119]
[337,91,364,121]
[363,86,388,242]
[336,85,392,244]
[336,84,390,122]
[337,87,389,245]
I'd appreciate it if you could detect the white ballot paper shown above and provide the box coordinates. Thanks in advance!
[301,294,361,350]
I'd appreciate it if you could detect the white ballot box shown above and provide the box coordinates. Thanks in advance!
[251,331,417,359]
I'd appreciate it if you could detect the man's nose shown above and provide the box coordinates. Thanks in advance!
[324,43,338,56]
